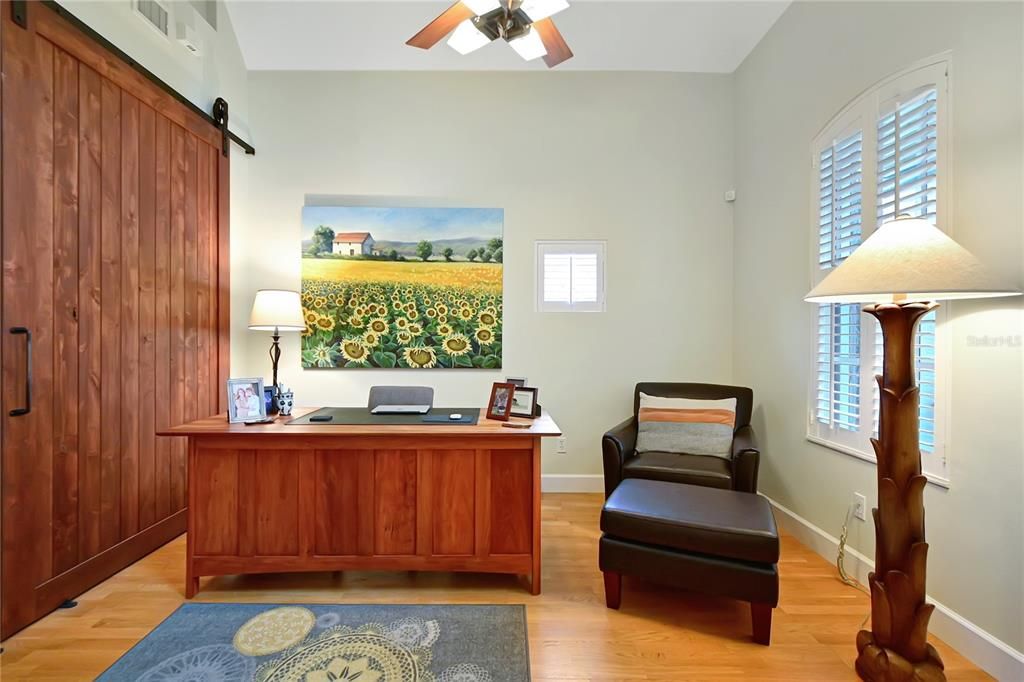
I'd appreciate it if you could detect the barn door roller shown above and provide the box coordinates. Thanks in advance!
[212,98,254,157]
[11,0,28,28]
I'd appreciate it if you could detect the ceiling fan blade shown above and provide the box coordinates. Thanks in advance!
[407,2,476,49]
[533,18,573,68]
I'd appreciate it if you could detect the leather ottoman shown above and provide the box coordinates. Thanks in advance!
[599,478,780,644]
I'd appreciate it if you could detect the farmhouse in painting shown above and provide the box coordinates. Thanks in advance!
[333,231,375,256]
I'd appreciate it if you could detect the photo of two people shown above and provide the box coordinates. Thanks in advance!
[226,378,267,423]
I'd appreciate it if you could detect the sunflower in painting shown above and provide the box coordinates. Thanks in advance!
[473,327,495,346]
[403,346,438,369]
[339,338,370,365]
[441,333,472,357]
[302,341,342,368]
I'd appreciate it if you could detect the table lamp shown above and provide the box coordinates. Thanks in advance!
[805,216,1020,682]
[248,289,305,410]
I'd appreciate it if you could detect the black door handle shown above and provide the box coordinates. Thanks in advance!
[9,327,31,416]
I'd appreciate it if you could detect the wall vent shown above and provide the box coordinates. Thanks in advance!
[134,0,170,38]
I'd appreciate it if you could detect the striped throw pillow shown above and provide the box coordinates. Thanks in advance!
[635,393,737,458]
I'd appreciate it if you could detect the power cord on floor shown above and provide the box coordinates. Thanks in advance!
[837,503,871,629]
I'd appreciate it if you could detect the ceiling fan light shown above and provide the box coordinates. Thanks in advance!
[510,28,547,61]
[462,0,501,15]
[519,0,569,21]
[447,19,490,55]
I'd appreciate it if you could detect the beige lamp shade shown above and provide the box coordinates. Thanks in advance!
[248,289,305,331]
[805,217,1022,303]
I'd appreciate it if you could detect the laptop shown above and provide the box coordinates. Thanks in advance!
[371,404,431,415]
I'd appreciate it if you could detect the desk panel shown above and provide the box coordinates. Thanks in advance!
[432,449,476,556]
[313,449,369,556]
[373,449,418,556]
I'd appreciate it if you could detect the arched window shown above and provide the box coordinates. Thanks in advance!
[808,56,950,485]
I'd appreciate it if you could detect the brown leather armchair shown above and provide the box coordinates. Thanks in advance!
[602,382,760,497]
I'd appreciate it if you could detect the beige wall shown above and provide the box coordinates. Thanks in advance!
[732,1,1023,651]
[239,71,737,479]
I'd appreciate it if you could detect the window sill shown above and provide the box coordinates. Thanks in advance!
[535,307,606,313]
[805,434,950,489]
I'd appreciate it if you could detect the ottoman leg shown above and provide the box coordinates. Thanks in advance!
[751,603,772,645]
[603,571,621,610]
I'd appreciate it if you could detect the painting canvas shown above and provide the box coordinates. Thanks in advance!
[300,206,503,369]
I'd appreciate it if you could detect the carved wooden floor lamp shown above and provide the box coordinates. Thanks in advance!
[805,216,1020,682]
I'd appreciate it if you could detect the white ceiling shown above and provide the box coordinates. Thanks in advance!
[224,1,790,72]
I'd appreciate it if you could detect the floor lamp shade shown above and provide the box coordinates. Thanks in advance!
[804,217,1018,681]
[806,217,1021,304]
[248,289,305,331]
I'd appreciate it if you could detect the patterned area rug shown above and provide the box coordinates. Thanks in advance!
[98,603,529,681]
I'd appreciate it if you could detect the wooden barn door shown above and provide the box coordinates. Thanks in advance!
[0,3,229,638]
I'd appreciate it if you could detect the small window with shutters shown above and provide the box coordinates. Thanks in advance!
[535,241,606,312]
[807,57,950,485]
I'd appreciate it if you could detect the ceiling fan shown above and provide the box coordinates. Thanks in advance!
[407,0,574,68]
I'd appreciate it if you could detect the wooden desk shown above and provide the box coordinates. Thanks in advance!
[161,408,561,597]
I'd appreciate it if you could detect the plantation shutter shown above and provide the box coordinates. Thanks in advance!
[814,131,864,432]
[542,254,572,304]
[874,87,940,455]
[536,242,606,312]
[569,254,599,304]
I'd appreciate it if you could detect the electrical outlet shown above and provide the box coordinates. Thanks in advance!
[556,437,567,454]
[853,492,867,521]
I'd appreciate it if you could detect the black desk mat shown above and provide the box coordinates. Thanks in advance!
[285,407,479,426]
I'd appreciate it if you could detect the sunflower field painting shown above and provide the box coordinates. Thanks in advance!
[300,206,503,369]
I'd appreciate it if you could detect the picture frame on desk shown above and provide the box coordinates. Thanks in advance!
[226,377,267,424]
[510,386,539,419]
[486,382,515,421]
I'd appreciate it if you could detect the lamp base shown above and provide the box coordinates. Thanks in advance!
[268,331,282,414]
[856,630,944,682]
[855,301,946,682]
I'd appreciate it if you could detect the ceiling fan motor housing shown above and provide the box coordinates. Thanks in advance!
[473,5,535,43]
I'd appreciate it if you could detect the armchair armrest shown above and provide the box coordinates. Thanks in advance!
[602,417,637,498]
[731,424,760,493]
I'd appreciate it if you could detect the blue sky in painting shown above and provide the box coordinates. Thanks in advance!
[301,206,503,243]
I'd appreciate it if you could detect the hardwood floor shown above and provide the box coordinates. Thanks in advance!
[0,493,989,680]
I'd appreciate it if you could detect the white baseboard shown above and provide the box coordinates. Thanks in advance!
[764,495,1024,680]
[541,474,604,493]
